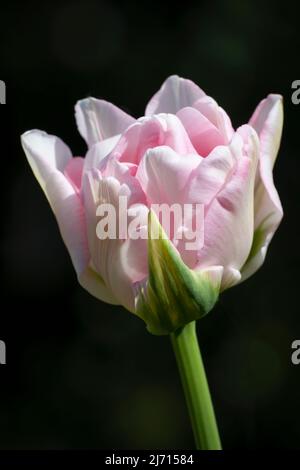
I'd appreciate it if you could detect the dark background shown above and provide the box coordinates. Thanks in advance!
[0,0,299,450]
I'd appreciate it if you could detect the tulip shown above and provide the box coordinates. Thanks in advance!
[21,75,283,450]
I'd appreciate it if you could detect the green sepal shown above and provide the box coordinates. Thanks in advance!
[135,211,223,335]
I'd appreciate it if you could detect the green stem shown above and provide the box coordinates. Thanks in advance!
[170,321,222,450]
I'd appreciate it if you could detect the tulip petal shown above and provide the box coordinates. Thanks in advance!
[83,135,120,173]
[43,172,91,275]
[193,96,234,142]
[192,96,220,126]
[241,97,283,280]
[249,94,283,168]
[249,96,283,220]
[75,98,135,147]
[145,75,205,115]
[104,114,197,170]
[22,130,90,275]
[136,145,204,267]
[64,157,84,191]
[21,130,115,305]
[187,145,235,207]
[82,170,148,311]
[110,117,164,166]
[177,106,225,156]
[196,128,259,289]
[136,143,236,268]
[155,113,197,154]
[136,145,201,206]
[21,130,72,200]
[78,265,119,305]
[173,145,236,268]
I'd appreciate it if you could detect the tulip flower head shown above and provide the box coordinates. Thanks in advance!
[22,76,283,334]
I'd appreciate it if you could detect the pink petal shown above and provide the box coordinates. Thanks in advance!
[239,97,284,280]
[45,171,90,275]
[21,130,72,197]
[104,114,197,169]
[136,145,201,206]
[249,94,283,167]
[113,118,164,165]
[82,171,148,312]
[156,113,198,154]
[187,145,236,207]
[145,75,205,115]
[83,135,120,173]
[177,106,225,156]
[64,157,84,191]
[193,97,234,142]
[175,144,236,268]
[21,130,90,277]
[249,96,283,234]
[75,97,135,147]
[196,128,259,289]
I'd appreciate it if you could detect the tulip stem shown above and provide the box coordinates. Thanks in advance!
[170,321,221,450]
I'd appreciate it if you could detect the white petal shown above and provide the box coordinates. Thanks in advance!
[196,128,259,289]
[45,171,89,275]
[240,97,284,281]
[83,135,120,173]
[79,265,119,305]
[145,75,205,115]
[21,130,72,200]
[177,106,225,156]
[249,94,283,168]
[136,145,201,206]
[75,98,135,147]
[22,130,89,276]
[192,96,234,142]
[82,170,148,312]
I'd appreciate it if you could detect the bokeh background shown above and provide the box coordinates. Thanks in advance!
[0,0,299,449]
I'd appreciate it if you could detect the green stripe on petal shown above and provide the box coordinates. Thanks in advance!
[135,211,223,335]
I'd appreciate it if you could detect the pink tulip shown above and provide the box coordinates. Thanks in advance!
[21,75,283,334]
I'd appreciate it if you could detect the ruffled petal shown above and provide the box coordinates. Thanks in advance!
[177,106,225,156]
[193,96,234,142]
[196,128,259,289]
[176,145,236,268]
[83,135,120,173]
[136,145,200,206]
[103,114,197,170]
[82,170,148,311]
